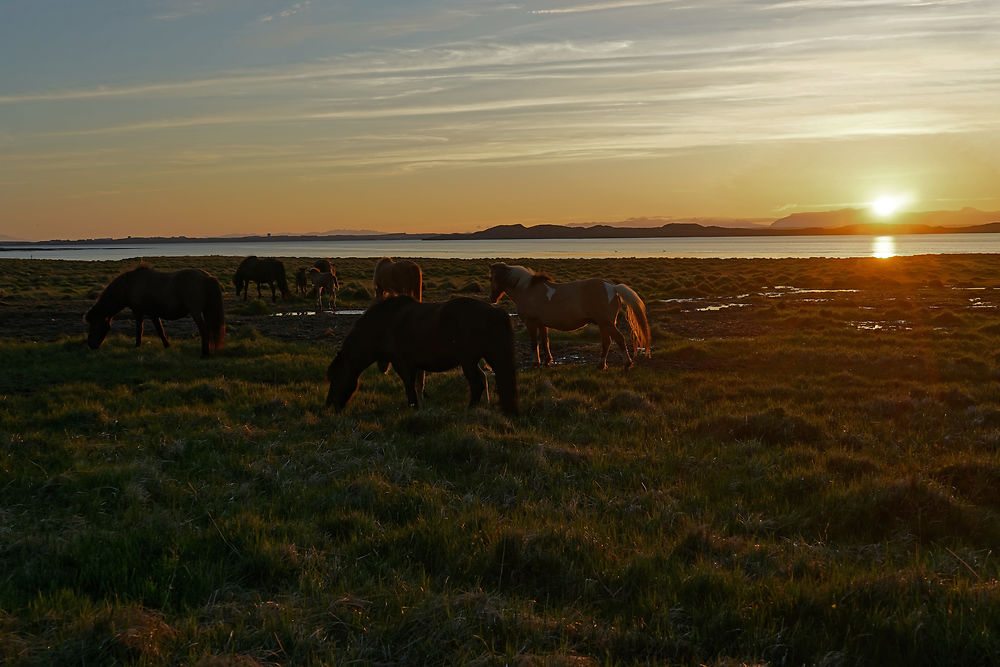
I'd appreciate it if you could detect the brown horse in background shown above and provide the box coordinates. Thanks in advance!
[326,296,517,415]
[489,262,651,369]
[295,267,309,295]
[233,256,290,302]
[373,257,422,301]
[312,258,336,275]
[297,259,339,297]
[308,268,338,311]
[85,265,225,357]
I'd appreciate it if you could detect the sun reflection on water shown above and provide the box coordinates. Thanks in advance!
[872,236,896,259]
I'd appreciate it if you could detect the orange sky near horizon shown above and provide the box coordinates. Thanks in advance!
[2,2,999,240]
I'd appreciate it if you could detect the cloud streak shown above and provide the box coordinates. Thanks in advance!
[531,0,679,14]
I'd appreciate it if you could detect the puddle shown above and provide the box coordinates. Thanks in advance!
[271,309,365,317]
[761,287,859,298]
[850,321,912,332]
[664,287,860,307]
[696,303,752,312]
[969,298,997,309]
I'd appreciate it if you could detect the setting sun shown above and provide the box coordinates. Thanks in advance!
[871,194,911,219]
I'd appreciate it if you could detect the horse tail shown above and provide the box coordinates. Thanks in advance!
[275,262,291,298]
[412,264,423,302]
[204,278,226,353]
[487,309,518,415]
[615,283,651,358]
[372,258,389,299]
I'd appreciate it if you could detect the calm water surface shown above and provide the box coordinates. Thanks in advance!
[2,234,999,261]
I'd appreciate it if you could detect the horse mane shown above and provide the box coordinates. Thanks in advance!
[103,262,150,289]
[125,262,152,274]
[501,264,550,290]
[529,270,552,285]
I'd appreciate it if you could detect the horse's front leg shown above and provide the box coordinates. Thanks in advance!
[269,282,277,302]
[151,316,171,349]
[461,360,488,407]
[415,370,426,400]
[538,326,553,366]
[394,363,421,408]
[256,282,263,300]
[525,322,541,366]
[133,310,145,347]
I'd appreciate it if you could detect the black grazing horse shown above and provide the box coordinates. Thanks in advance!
[233,256,291,302]
[85,265,225,357]
[326,296,518,415]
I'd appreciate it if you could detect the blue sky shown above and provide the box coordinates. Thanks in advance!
[2,0,999,239]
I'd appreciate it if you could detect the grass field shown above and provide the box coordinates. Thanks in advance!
[2,254,1000,665]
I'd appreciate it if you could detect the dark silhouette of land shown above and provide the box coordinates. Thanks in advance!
[3,208,999,247]
[430,221,1000,241]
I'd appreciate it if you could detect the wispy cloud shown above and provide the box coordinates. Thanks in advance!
[761,0,980,8]
[153,0,212,21]
[258,1,310,23]
[531,0,678,14]
[7,28,998,173]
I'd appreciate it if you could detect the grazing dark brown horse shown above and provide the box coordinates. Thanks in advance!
[489,262,651,369]
[326,296,517,415]
[233,256,290,302]
[373,257,422,301]
[85,265,225,357]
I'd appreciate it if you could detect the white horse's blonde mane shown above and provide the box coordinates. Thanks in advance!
[499,264,549,291]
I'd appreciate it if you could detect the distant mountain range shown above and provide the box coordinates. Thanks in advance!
[5,209,999,245]
[429,215,1000,241]
[770,207,1000,229]
[563,216,772,230]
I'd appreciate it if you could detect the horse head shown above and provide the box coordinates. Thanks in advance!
[325,299,404,411]
[325,351,362,412]
[84,306,112,349]
[488,263,509,304]
[275,265,292,300]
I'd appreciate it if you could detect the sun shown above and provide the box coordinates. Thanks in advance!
[870,194,910,219]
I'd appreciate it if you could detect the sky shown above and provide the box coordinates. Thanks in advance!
[2,0,999,240]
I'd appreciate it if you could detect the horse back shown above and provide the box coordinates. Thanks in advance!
[130,269,216,318]
[372,298,491,371]
[516,278,614,328]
